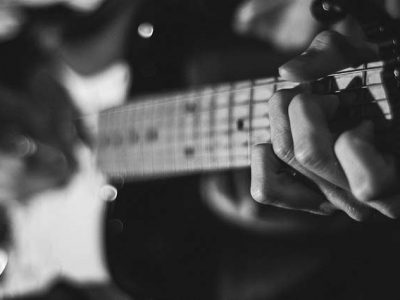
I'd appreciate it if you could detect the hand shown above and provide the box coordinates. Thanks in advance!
[0,71,88,201]
[250,30,400,221]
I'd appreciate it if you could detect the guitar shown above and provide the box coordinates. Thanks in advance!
[95,60,394,180]
[101,0,400,298]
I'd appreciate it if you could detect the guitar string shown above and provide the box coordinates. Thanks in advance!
[81,63,385,120]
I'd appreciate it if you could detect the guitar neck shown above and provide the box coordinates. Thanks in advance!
[94,61,388,180]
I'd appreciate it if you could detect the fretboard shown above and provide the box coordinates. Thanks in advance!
[93,61,390,180]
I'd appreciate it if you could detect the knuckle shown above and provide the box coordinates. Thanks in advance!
[379,206,400,219]
[294,142,329,170]
[272,143,294,164]
[335,130,366,158]
[345,204,371,222]
[352,177,380,202]
[288,94,310,115]
[269,89,295,110]
[250,184,276,205]
[334,131,351,153]
[291,93,309,107]
[312,30,342,51]
[337,130,359,145]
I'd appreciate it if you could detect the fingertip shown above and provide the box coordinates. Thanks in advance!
[279,57,310,82]
[334,121,375,156]
[347,206,371,222]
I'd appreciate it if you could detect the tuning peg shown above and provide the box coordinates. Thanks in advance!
[311,0,347,25]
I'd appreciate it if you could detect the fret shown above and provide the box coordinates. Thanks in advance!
[208,85,234,169]
[227,86,234,167]
[249,81,270,148]
[129,104,144,176]
[184,95,197,171]
[232,103,249,120]
[252,101,269,117]
[231,130,250,166]
[273,76,278,93]
[247,83,254,163]
[107,109,117,175]
[232,81,252,104]
[366,69,383,85]
[251,127,271,145]
[252,82,274,101]
[152,101,167,174]
[373,98,391,116]
[367,61,384,68]
[142,101,155,175]
[362,67,367,86]
[333,71,363,90]
[198,91,213,170]
[193,93,203,171]
[275,81,299,90]
[251,117,270,130]
[232,102,250,166]
[367,84,387,100]
[208,91,217,169]
[119,103,129,175]
[214,105,230,168]
[104,110,115,175]
[176,96,188,172]
[96,109,111,172]
[335,64,364,74]
[214,85,231,107]
[171,97,182,174]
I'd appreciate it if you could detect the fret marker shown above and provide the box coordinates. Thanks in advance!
[146,128,158,142]
[185,102,197,113]
[236,119,244,131]
[129,129,139,144]
[184,146,195,157]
